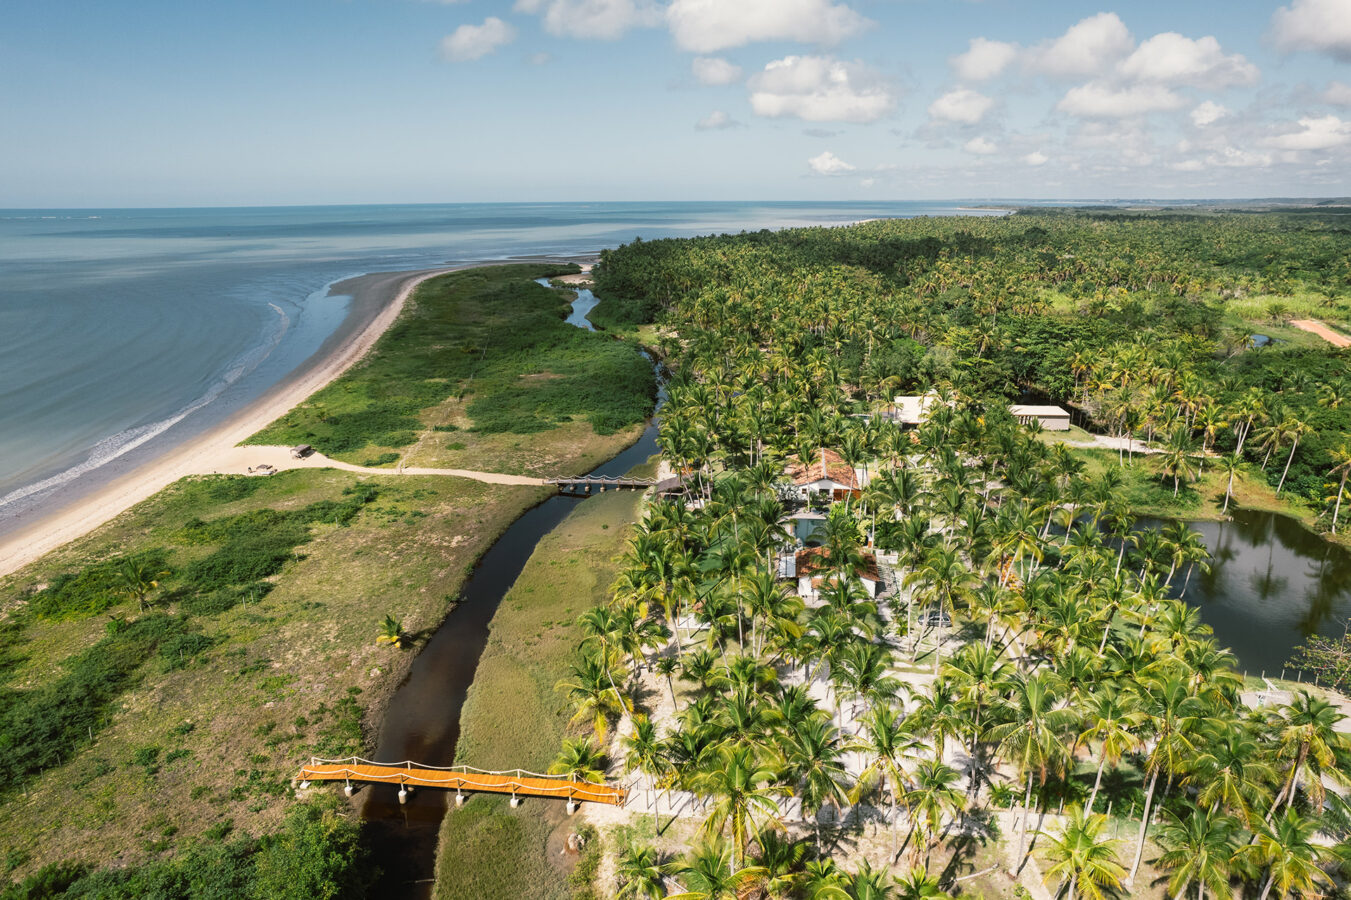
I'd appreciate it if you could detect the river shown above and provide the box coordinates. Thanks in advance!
[358,283,660,897]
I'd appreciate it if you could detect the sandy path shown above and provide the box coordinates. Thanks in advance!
[1290,319,1351,348]
[0,267,456,578]
[199,446,546,487]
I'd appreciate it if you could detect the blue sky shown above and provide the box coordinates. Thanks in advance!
[3,0,1351,205]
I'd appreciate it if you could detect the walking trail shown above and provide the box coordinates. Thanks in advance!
[1290,319,1351,348]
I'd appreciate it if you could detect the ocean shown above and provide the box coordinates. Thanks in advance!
[0,201,998,526]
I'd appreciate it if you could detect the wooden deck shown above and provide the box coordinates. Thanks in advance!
[295,757,627,806]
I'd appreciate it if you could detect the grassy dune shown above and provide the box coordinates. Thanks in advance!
[248,265,656,475]
[433,490,645,900]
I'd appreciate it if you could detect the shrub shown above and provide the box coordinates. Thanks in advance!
[29,550,171,621]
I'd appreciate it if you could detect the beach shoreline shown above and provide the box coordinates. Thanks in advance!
[0,265,465,578]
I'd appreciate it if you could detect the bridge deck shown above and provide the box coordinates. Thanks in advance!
[296,758,627,806]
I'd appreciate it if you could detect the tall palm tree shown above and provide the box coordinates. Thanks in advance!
[1266,690,1347,818]
[1078,686,1144,811]
[1154,805,1239,900]
[942,641,1013,791]
[783,717,852,849]
[1038,807,1126,900]
[985,672,1077,866]
[1240,809,1333,900]
[902,760,966,865]
[1274,414,1312,496]
[693,746,782,870]
[1216,452,1243,515]
[623,715,668,830]
[1326,442,1351,534]
[556,653,631,739]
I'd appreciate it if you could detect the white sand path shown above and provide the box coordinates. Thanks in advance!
[198,445,547,487]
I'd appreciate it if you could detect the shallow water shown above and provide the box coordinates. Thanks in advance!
[1171,508,1351,674]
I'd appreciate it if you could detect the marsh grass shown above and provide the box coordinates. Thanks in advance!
[248,265,655,468]
[434,490,645,900]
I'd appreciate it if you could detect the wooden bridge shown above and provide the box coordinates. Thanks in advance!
[295,757,628,810]
[549,475,655,496]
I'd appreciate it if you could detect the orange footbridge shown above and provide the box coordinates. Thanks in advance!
[295,757,628,807]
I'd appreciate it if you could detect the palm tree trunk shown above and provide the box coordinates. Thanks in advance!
[1258,870,1276,900]
[1334,469,1349,533]
[1016,769,1034,865]
[1277,440,1300,495]
[1088,755,1108,811]
[1224,467,1236,514]
[1128,766,1160,883]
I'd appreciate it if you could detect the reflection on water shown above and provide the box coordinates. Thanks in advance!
[1174,509,1351,673]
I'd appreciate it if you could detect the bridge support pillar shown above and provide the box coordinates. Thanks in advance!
[455,792,466,807]
[510,795,521,808]
[566,800,578,816]
[344,783,354,797]
[398,787,411,804]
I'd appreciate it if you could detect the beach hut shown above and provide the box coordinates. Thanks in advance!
[1008,404,1071,431]
[794,547,882,601]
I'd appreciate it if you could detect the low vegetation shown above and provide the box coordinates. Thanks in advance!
[249,265,656,468]
[434,491,645,900]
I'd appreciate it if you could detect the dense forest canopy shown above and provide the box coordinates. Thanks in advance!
[594,211,1351,505]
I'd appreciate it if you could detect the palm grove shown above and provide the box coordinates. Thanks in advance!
[555,210,1351,899]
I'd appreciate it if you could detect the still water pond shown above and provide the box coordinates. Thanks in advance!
[1173,509,1351,674]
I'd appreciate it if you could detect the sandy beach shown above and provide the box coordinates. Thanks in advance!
[0,266,455,578]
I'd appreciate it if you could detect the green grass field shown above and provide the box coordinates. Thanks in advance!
[0,470,548,880]
[433,490,645,900]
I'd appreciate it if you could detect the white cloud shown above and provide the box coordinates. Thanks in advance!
[964,136,998,155]
[1325,81,1351,106]
[748,56,895,123]
[692,57,742,86]
[807,150,856,175]
[1266,115,1351,150]
[1191,100,1229,127]
[514,0,660,40]
[695,110,742,130]
[1171,159,1206,172]
[1119,33,1258,88]
[1270,0,1351,61]
[530,51,552,65]
[1207,147,1273,167]
[439,17,516,61]
[666,0,870,53]
[1057,82,1185,118]
[950,38,1019,82]
[1023,151,1049,166]
[1029,13,1134,77]
[928,88,994,125]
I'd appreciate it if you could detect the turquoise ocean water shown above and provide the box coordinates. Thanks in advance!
[0,202,998,526]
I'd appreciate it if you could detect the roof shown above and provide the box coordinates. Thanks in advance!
[795,546,880,583]
[1009,404,1070,417]
[892,392,940,425]
[784,449,858,489]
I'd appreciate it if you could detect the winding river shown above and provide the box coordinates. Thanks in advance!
[359,282,659,897]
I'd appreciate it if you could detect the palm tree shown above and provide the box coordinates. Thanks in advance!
[115,556,167,613]
[1326,442,1351,533]
[1038,807,1126,900]
[902,760,966,865]
[1154,805,1239,900]
[749,830,809,900]
[850,706,924,859]
[1217,452,1243,515]
[375,613,405,649]
[1274,414,1312,496]
[1078,687,1144,812]
[556,653,631,739]
[617,844,669,900]
[1266,689,1347,818]
[985,672,1077,866]
[693,746,781,869]
[892,866,951,900]
[669,838,767,899]
[942,641,1013,791]
[783,717,852,849]
[1240,809,1333,900]
[548,736,607,783]
[1160,425,1197,497]
[623,715,667,830]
